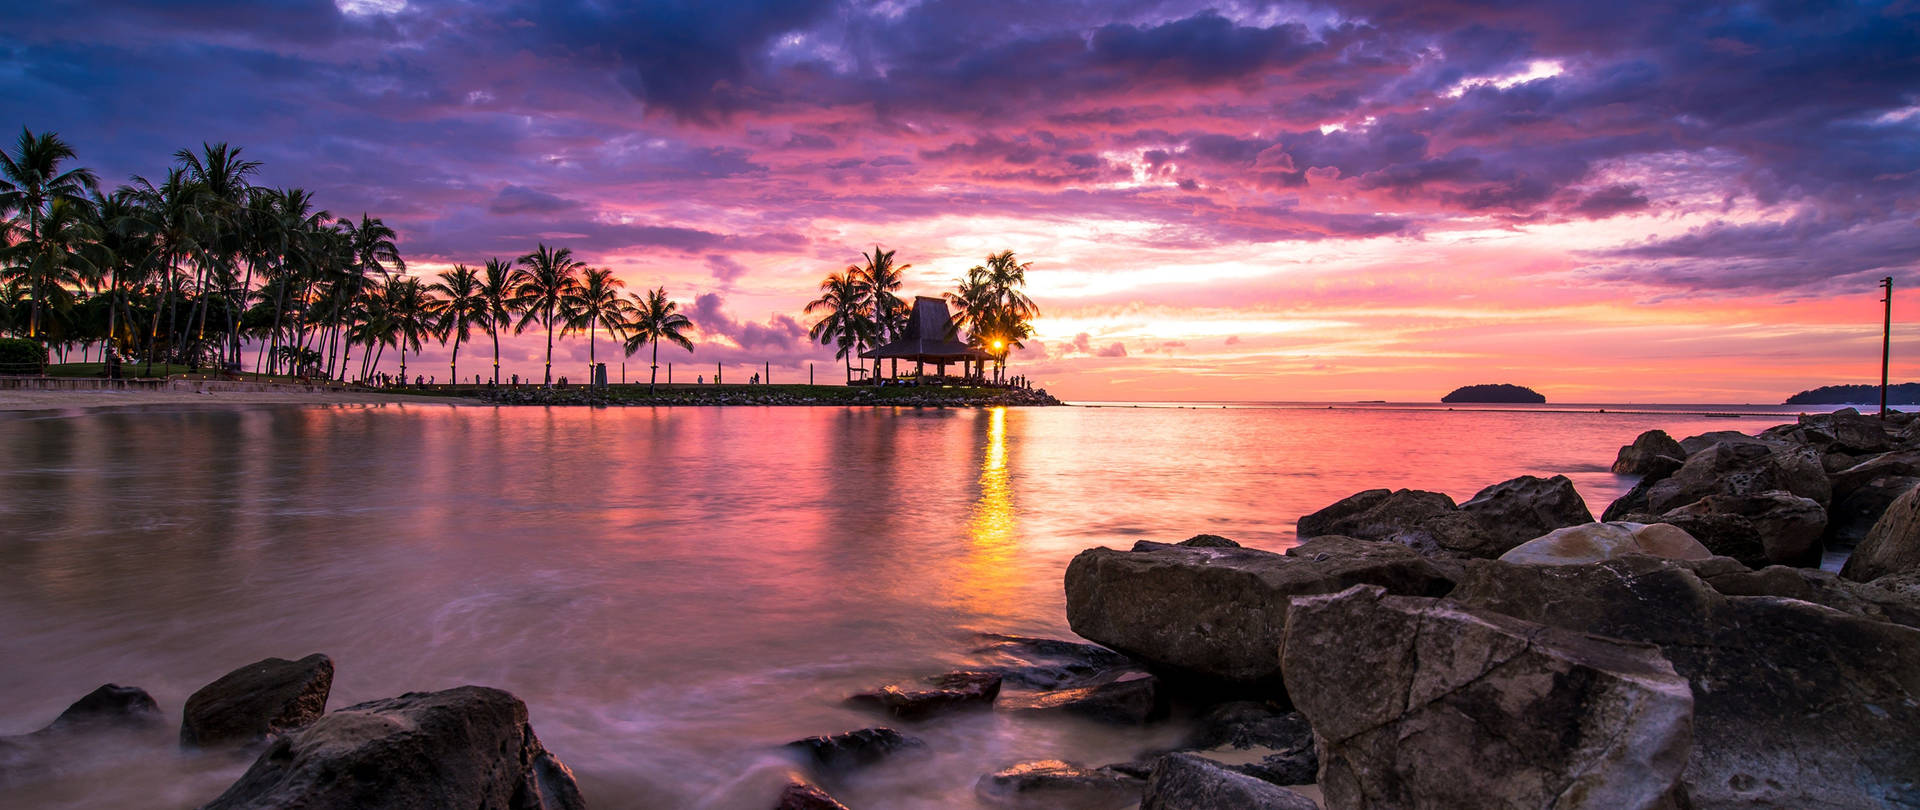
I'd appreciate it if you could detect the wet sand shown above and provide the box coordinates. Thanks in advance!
[0,388,478,411]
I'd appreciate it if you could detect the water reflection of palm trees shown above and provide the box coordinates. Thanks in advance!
[956,407,1017,616]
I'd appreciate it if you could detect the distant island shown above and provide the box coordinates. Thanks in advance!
[1784,383,1920,405]
[1441,384,1546,404]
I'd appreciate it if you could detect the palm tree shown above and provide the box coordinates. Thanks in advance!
[430,264,486,385]
[948,250,1038,383]
[477,257,524,384]
[513,243,584,386]
[621,287,694,393]
[563,266,631,385]
[857,245,911,343]
[173,143,259,364]
[0,129,99,343]
[334,214,402,380]
[127,168,206,372]
[805,270,873,384]
[0,197,101,339]
[385,276,438,383]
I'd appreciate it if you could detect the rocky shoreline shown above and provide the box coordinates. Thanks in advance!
[8,408,1919,808]
[473,384,1064,408]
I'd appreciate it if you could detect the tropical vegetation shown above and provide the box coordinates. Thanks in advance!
[806,245,1038,384]
[0,127,701,387]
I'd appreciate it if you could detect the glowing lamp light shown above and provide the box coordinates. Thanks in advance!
[992,339,1004,351]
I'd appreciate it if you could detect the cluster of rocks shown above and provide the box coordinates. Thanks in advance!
[770,629,1322,809]
[1,653,585,810]
[1057,409,1920,808]
[475,386,1064,407]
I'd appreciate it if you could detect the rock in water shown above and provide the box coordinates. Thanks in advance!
[42,684,164,734]
[198,685,585,810]
[1140,753,1318,810]
[0,684,165,788]
[1498,521,1709,565]
[181,653,333,748]
[776,777,850,810]
[1842,484,1920,581]
[1613,429,1687,475]
[783,727,922,772]
[845,672,1001,720]
[1000,672,1162,725]
[975,760,1144,809]
[1452,556,1920,808]
[1295,488,1454,543]
[1280,585,1694,810]
[1064,539,1453,688]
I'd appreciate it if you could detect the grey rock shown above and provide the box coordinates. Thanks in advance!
[971,633,1136,691]
[1678,429,1761,455]
[198,685,584,810]
[1665,490,1826,567]
[845,671,1001,720]
[1842,484,1920,581]
[1701,564,1920,629]
[1829,474,1920,548]
[1613,429,1687,475]
[1177,701,1312,753]
[975,760,1144,809]
[1000,672,1162,725]
[776,777,850,810]
[1281,585,1693,810]
[784,727,922,773]
[1454,474,1595,557]
[1141,753,1318,810]
[1064,538,1453,688]
[1646,440,1830,513]
[181,653,332,749]
[1451,556,1920,809]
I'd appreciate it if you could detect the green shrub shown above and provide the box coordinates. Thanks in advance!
[0,337,45,374]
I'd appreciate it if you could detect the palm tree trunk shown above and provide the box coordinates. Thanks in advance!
[543,304,555,386]
[449,335,460,385]
[490,325,501,385]
[650,338,660,394]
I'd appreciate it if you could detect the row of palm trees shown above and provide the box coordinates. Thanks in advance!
[0,128,696,388]
[805,247,1038,383]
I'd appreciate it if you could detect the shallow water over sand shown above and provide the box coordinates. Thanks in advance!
[0,402,1820,808]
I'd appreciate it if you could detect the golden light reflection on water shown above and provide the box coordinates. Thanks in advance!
[953,407,1019,617]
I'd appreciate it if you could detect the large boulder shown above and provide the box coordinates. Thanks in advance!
[1451,556,1920,808]
[198,685,584,810]
[1298,476,1592,559]
[1454,474,1595,556]
[1828,474,1920,548]
[36,684,164,735]
[1829,450,1920,500]
[1664,490,1827,567]
[1281,585,1692,810]
[1613,429,1687,475]
[1842,485,1920,581]
[1793,409,1897,454]
[1295,488,1455,544]
[1064,537,1454,688]
[1700,564,1920,629]
[1498,522,1709,566]
[1678,430,1760,456]
[1140,753,1318,810]
[1645,440,1830,513]
[1173,702,1317,787]
[181,653,333,749]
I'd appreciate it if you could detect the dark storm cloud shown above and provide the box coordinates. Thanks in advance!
[1,0,1915,296]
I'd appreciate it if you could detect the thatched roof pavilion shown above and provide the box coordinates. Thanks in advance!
[862,296,993,382]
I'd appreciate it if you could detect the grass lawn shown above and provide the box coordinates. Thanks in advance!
[42,362,316,384]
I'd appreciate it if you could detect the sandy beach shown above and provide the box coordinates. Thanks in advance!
[0,388,478,412]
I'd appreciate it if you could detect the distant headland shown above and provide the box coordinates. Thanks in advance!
[1785,383,1920,406]
[1441,383,1546,404]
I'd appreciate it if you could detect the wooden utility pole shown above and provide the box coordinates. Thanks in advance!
[1882,276,1894,419]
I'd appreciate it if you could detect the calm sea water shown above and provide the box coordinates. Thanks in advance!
[0,401,1828,808]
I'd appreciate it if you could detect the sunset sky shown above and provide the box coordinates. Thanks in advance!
[4,0,1917,402]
